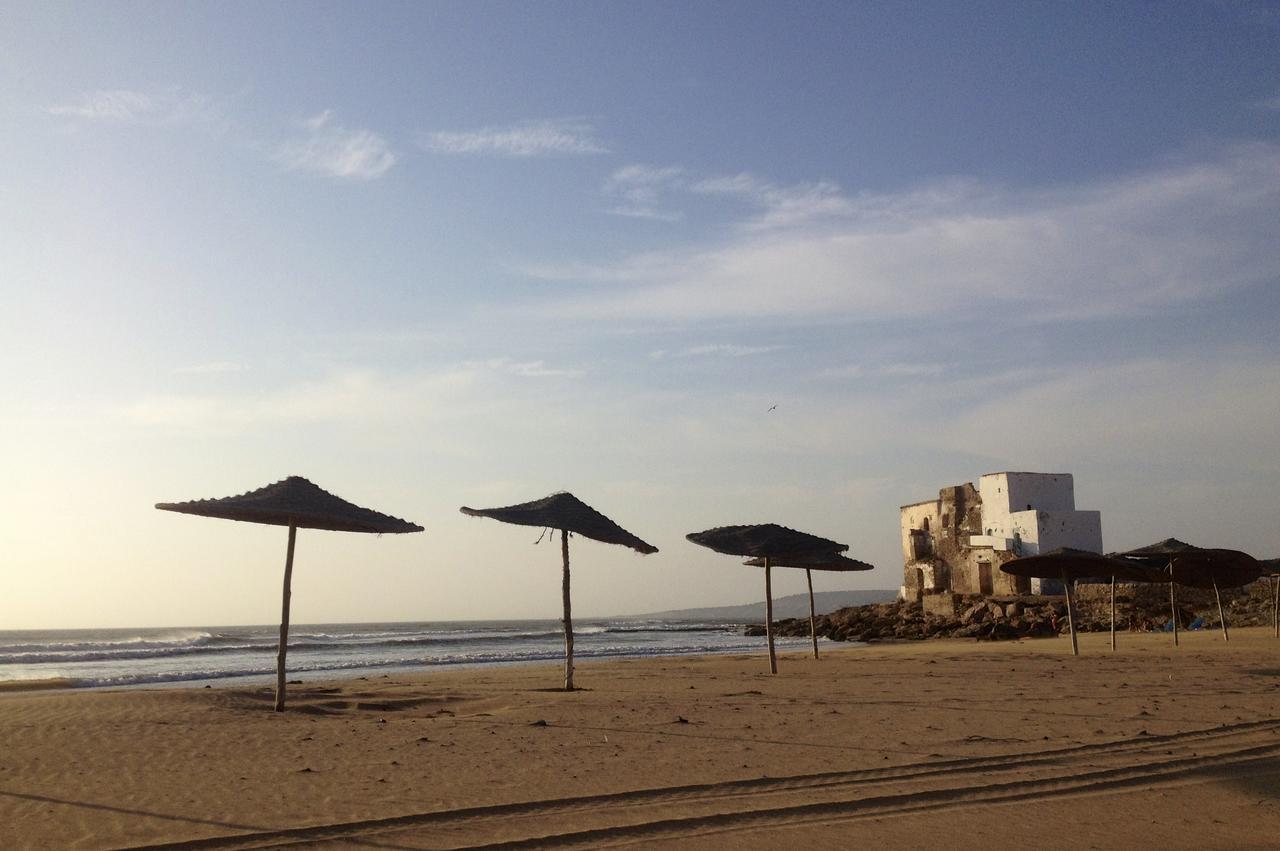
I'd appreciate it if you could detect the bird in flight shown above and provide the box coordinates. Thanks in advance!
[767,404,778,412]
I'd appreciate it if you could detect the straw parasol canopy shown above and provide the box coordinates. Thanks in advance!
[1114,538,1201,574]
[1001,548,1167,655]
[157,476,423,534]
[157,476,423,711]
[460,492,657,554]
[687,524,848,561]
[687,524,847,674]
[459,492,656,690]
[743,552,873,660]
[1001,548,1164,583]
[1146,549,1260,590]
[1115,539,1261,643]
[742,553,871,571]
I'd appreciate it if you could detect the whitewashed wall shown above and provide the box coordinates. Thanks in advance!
[978,472,1077,541]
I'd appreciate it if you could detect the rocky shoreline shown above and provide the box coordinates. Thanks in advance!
[749,580,1279,642]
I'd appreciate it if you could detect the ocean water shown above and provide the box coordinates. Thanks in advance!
[0,619,815,689]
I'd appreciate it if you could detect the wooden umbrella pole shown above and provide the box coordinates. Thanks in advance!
[274,523,298,713]
[1213,577,1229,642]
[806,568,819,660]
[561,528,574,691]
[764,558,777,675]
[1169,559,1179,648]
[1273,576,1278,639]
[1110,576,1116,653]
[1062,570,1079,656]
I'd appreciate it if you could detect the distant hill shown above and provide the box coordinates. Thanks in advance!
[622,589,898,623]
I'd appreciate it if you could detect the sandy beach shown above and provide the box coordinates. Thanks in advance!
[4,628,1280,850]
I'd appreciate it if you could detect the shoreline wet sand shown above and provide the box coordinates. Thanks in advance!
[4,627,1280,849]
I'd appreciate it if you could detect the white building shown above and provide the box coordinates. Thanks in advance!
[968,472,1103,558]
[900,471,1103,599]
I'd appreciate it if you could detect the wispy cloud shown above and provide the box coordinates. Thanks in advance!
[505,360,584,378]
[942,355,1280,474]
[276,110,396,179]
[816,362,945,380]
[604,165,686,221]
[601,165,853,227]
[170,361,247,375]
[691,173,854,229]
[1255,92,1280,111]
[650,344,786,360]
[880,362,945,377]
[816,364,864,380]
[468,357,585,378]
[47,89,153,121]
[46,87,217,125]
[551,144,1280,323]
[117,360,587,435]
[117,368,475,430]
[419,119,606,157]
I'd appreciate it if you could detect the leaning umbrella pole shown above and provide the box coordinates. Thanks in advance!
[806,568,818,660]
[1061,569,1080,657]
[561,528,574,690]
[763,557,777,674]
[1168,558,1179,647]
[276,523,298,712]
[1110,576,1117,653]
[1264,566,1280,639]
[1212,577,1229,642]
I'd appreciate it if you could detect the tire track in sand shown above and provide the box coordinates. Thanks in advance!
[126,718,1280,850]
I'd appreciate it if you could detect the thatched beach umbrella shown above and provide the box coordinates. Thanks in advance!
[459,492,657,691]
[687,524,847,674]
[1117,539,1261,643]
[1155,549,1258,642]
[156,476,423,711]
[1001,548,1159,656]
[1114,539,1199,646]
[743,553,873,660]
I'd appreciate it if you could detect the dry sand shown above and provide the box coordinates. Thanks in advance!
[4,627,1280,850]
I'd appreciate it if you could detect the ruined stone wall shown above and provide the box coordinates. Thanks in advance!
[776,579,1279,644]
[899,500,941,597]
[899,501,940,562]
[903,480,1035,598]
[1069,580,1263,628]
[930,483,987,594]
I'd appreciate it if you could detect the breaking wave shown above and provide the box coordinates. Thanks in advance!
[0,619,791,689]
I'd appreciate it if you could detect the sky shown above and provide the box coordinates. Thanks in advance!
[3,1,1280,630]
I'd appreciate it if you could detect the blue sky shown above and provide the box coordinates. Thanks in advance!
[3,1,1280,629]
